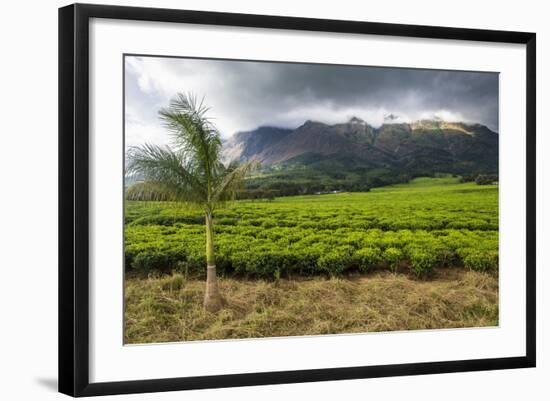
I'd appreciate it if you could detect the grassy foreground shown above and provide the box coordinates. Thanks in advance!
[124,268,498,344]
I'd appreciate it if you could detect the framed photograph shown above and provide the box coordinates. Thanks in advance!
[59,3,536,397]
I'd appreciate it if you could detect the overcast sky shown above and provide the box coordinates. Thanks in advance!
[125,55,498,148]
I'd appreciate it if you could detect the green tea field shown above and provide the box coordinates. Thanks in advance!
[125,177,498,278]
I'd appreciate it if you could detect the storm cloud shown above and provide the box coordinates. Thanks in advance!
[125,55,498,148]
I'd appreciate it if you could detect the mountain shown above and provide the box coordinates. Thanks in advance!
[222,126,292,163]
[223,117,498,175]
[222,117,498,198]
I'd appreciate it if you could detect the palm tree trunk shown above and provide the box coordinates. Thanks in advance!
[203,211,224,312]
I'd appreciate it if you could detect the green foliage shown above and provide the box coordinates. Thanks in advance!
[353,247,382,272]
[463,250,499,272]
[407,247,438,276]
[125,178,498,277]
[475,174,498,186]
[240,163,411,199]
[382,247,402,273]
[317,246,354,276]
[460,173,498,185]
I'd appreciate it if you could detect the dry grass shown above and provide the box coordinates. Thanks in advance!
[124,268,498,344]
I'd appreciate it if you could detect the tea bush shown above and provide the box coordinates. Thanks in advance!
[317,246,354,276]
[464,250,499,272]
[382,247,403,273]
[353,247,382,272]
[407,247,438,276]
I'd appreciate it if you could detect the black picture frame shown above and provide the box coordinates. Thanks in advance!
[59,3,536,397]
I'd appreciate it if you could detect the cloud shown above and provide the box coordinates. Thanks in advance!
[124,55,499,148]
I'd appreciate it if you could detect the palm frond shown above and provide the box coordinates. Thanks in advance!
[127,93,256,211]
[126,143,207,204]
[125,181,178,201]
[159,93,222,180]
[212,160,259,203]
[125,182,204,213]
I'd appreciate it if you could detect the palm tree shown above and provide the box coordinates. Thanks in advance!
[126,93,256,312]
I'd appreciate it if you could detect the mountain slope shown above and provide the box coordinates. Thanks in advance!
[223,117,498,176]
[222,126,292,163]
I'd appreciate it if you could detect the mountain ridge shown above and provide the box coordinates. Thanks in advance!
[222,117,498,176]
